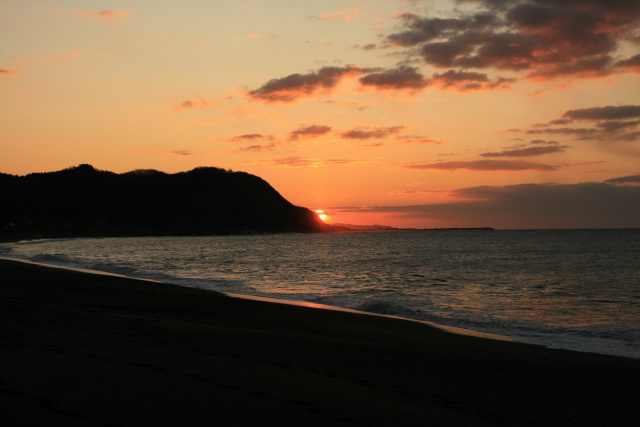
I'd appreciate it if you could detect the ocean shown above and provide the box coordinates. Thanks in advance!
[2,229,639,359]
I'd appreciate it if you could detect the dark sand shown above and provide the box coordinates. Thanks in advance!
[1,258,639,426]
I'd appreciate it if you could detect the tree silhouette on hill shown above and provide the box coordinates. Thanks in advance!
[0,164,327,237]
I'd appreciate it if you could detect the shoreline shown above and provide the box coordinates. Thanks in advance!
[1,256,513,343]
[2,257,640,425]
[1,252,635,359]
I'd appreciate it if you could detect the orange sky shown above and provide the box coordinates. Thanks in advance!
[1,0,639,229]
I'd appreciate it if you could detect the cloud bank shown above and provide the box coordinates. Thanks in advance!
[341,180,640,229]
[385,0,640,82]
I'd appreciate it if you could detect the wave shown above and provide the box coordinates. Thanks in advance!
[30,253,72,264]
[354,298,417,317]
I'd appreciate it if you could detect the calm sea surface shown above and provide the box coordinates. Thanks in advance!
[3,229,639,359]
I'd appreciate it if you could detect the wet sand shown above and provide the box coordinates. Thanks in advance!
[1,258,639,425]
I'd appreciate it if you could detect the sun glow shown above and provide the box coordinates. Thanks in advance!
[315,210,327,221]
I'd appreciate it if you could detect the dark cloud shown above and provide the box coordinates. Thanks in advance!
[428,69,515,91]
[615,54,640,69]
[480,145,569,157]
[518,105,640,142]
[406,159,559,171]
[529,139,560,145]
[617,131,640,142]
[562,105,640,121]
[228,134,274,142]
[237,143,280,152]
[359,66,429,92]
[387,12,497,47]
[344,181,640,228]
[357,66,514,94]
[397,136,444,144]
[596,120,640,133]
[341,126,404,140]
[171,150,197,156]
[289,124,332,140]
[385,1,640,81]
[606,174,640,184]
[525,127,599,139]
[247,65,369,103]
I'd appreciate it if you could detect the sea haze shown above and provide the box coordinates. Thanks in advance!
[3,229,639,359]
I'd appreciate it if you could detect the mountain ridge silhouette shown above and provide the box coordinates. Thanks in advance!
[0,164,328,237]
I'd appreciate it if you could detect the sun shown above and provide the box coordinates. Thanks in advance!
[315,210,327,221]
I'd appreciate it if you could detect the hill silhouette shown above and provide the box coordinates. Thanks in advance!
[0,164,328,237]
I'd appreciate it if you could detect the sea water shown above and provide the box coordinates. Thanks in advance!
[2,229,639,359]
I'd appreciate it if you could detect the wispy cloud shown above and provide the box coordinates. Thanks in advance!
[227,134,275,143]
[341,126,404,140]
[517,104,640,142]
[407,160,559,171]
[480,142,570,158]
[236,142,281,152]
[289,124,332,140]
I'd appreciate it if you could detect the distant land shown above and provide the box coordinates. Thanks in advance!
[330,223,494,232]
[0,164,328,238]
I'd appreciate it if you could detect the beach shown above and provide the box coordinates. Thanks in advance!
[1,258,639,425]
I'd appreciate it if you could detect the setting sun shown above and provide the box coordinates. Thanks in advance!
[315,210,327,222]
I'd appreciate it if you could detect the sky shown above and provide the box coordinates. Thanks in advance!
[1,0,639,229]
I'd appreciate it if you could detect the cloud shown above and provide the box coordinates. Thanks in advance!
[575,161,607,166]
[384,1,640,81]
[518,105,640,142]
[428,69,515,92]
[170,150,198,156]
[289,124,332,140]
[358,67,514,94]
[480,144,569,157]
[407,159,559,171]
[397,136,444,144]
[263,156,355,167]
[0,69,20,76]
[359,66,429,92]
[71,10,131,25]
[173,98,225,111]
[236,143,280,152]
[615,54,640,71]
[343,181,640,228]
[228,134,275,142]
[247,65,369,103]
[562,105,640,121]
[606,174,640,184]
[525,127,599,139]
[341,126,404,140]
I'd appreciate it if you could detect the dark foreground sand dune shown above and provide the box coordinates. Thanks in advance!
[1,258,639,426]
